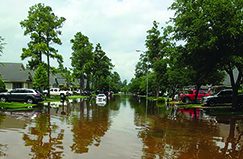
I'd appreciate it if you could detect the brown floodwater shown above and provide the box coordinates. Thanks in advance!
[0,96,243,159]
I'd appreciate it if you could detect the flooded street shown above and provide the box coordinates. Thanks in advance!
[0,96,243,159]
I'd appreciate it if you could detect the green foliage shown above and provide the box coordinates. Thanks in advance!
[70,32,93,90]
[135,53,147,78]
[0,76,6,92]
[145,21,163,66]
[59,67,73,87]
[128,77,142,94]
[20,3,65,70]
[0,36,5,55]
[33,64,48,90]
[120,80,128,93]
[169,0,243,105]
[92,43,113,91]
[109,71,122,93]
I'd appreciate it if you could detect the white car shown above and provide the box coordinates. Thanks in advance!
[96,94,107,103]
[43,88,73,96]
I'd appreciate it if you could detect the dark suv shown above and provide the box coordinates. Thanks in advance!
[0,88,43,104]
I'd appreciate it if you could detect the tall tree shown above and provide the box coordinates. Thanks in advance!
[92,43,113,92]
[109,71,122,93]
[0,36,6,92]
[33,64,48,91]
[20,3,65,96]
[135,53,147,78]
[0,36,5,56]
[145,21,168,97]
[170,0,243,107]
[70,32,93,92]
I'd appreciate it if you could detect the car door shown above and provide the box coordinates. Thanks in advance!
[198,90,205,100]
[8,89,21,101]
[14,89,26,102]
[223,90,233,103]
[217,90,232,104]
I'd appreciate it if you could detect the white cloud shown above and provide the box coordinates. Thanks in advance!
[0,0,174,81]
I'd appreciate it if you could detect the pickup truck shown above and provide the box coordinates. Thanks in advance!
[180,89,210,103]
[43,88,73,96]
[202,89,243,106]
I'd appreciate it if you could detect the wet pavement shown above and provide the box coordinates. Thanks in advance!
[0,96,243,159]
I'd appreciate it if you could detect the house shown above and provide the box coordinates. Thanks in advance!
[0,62,33,90]
[0,62,78,90]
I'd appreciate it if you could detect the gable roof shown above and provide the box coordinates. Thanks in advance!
[0,62,32,82]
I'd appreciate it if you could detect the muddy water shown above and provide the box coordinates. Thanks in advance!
[0,96,243,159]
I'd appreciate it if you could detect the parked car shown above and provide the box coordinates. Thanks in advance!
[180,89,211,103]
[43,88,73,96]
[0,88,43,104]
[96,94,107,103]
[202,89,243,106]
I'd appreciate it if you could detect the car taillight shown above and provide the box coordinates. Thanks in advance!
[34,93,41,96]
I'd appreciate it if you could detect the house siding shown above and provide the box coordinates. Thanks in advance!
[5,83,12,90]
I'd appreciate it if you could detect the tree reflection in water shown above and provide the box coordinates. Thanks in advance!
[0,114,6,157]
[130,97,243,159]
[22,103,64,159]
[70,99,111,154]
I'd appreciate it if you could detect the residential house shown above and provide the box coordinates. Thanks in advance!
[0,62,32,90]
[0,62,78,90]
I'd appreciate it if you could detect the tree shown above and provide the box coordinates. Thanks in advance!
[0,36,5,55]
[33,64,48,91]
[0,36,6,92]
[59,67,73,88]
[135,53,147,78]
[0,76,6,92]
[70,32,93,91]
[92,43,113,92]
[109,71,122,93]
[20,3,65,96]
[121,80,128,94]
[145,21,168,97]
[170,0,243,107]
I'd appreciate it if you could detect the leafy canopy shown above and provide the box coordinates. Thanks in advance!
[20,3,65,69]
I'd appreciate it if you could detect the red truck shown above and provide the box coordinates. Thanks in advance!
[180,89,211,103]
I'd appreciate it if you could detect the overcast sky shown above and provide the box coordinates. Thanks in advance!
[0,0,174,81]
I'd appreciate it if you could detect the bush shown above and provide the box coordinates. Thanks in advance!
[0,78,6,92]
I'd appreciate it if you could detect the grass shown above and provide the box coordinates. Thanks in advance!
[0,102,35,109]
[42,95,87,102]
[147,96,166,102]
[68,95,86,99]
[168,101,203,108]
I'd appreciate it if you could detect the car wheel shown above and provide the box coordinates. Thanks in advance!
[208,100,215,106]
[0,97,7,102]
[26,98,34,104]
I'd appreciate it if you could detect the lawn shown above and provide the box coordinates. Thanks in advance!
[0,102,35,109]
[42,95,87,102]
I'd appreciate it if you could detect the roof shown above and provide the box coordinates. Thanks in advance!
[0,62,32,83]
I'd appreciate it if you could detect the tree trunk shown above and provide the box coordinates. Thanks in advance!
[80,74,84,92]
[86,75,90,90]
[227,66,242,110]
[194,84,201,104]
[47,53,50,97]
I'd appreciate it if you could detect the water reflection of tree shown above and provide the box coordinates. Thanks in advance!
[0,144,6,157]
[133,102,243,159]
[218,117,243,158]
[22,105,64,159]
[70,100,111,154]
[0,113,7,157]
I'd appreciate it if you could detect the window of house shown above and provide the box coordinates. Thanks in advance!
[13,83,23,89]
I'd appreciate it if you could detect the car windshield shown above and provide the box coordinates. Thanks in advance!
[97,94,105,97]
